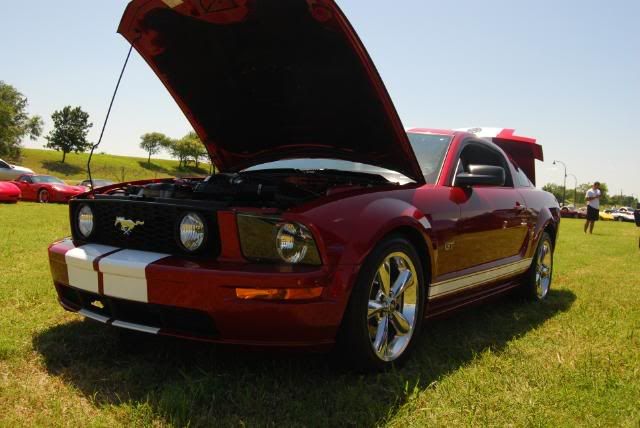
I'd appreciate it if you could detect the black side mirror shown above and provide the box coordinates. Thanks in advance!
[456,164,506,187]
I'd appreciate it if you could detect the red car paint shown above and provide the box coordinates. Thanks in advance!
[48,0,560,351]
[49,129,560,348]
[13,174,86,203]
[0,181,21,203]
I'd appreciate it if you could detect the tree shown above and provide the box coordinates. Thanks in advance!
[0,81,43,159]
[139,132,169,166]
[542,183,565,205]
[181,132,207,168]
[163,138,189,168]
[45,106,93,163]
[165,132,208,169]
[543,182,611,206]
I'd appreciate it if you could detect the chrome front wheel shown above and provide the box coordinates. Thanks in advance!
[367,252,419,362]
[337,236,425,371]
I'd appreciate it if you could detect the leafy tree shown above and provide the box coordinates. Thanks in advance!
[45,106,93,163]
[163,138,189,168]
[542,183,565,204]
[165,132,208,169]
[0,81,43,159]
[181,132,207,168]
[543,182,610,206]
[139,132,169,166]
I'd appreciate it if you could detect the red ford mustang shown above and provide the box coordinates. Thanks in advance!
[48,0,560,370]
[14,174,86,203]
[0,181,21,203]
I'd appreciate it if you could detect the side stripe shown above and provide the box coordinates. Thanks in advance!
[429,258,533,298]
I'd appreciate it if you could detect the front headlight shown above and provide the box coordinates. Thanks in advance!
[237,215,321,265]
[178,212,206,252]
[77,204,94,238]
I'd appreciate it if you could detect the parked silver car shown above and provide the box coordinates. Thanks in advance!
[0,159,34,181]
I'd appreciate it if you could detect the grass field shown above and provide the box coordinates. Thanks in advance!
[0,204,639,427]
[15,148,212,184]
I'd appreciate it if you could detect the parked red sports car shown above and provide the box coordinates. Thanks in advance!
[0,181,21,203]
[14,174,86,203]
[48,0,560,370]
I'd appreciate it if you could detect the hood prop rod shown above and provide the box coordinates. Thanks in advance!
[87,43,135,190]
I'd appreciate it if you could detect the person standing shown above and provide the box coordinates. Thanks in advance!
[584,182,601,234]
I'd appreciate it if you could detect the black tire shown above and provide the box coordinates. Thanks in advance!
[336,235,426,371]
[521,232,554,301]
[38,189,49,203]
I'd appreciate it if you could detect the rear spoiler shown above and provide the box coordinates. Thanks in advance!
[457,127,543,185]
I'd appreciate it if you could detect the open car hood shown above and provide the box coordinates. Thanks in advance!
[118,0,424,183]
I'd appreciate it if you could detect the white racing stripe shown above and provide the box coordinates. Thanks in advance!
[430,258,533,298]
[99,250,169,303]
[65,244,120,293]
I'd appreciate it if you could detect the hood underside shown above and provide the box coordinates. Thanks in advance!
[118,0,424,182]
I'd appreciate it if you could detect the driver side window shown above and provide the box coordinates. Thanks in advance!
[19,176,32,183]
[455,143,513,187]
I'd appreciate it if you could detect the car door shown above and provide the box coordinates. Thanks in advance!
[452,141,529,269]
[14,175,35,200]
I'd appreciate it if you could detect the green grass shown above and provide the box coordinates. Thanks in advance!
[0,205,639,427]
[16,148,212,184]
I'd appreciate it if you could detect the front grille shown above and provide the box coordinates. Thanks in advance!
[57,284,218,338]
[70,199,220,257]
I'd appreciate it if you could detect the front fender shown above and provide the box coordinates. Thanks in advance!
[289,192,434,269]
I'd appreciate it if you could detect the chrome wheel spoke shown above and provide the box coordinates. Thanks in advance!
[391,270,413,300]
[390,310,411,336]
[368,301,385,319]
[373,316,389,355]
[376,262,391,297]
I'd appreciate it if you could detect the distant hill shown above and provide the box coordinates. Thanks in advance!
[17,148,213,184]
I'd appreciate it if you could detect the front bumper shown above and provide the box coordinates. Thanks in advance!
[49,239,358,349]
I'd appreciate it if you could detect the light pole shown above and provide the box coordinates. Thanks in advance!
[568,173,578,205]
[553,160,568,206]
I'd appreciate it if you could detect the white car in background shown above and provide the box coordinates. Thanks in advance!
[0,159,34,181]
[612,209,635,222]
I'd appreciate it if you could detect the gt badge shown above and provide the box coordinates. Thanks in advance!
[115,217,145,236]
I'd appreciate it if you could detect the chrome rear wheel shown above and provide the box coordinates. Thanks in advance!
[535,239,553,299]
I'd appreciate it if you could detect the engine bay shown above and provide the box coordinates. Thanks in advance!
[94,169,396,209]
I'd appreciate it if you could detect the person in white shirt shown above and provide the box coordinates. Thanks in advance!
[584,181,601,234]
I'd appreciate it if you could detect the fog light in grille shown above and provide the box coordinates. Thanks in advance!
[178,212,206,252]
[77,204,94,237]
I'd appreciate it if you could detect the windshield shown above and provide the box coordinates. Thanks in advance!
[246,133,451,184]
[32,176,64,184]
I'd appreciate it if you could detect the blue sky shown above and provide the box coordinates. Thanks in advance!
[1,0,638,196]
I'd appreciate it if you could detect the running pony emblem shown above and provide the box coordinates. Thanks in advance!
[115,217,145,236]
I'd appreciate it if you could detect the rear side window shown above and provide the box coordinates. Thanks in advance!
[510,158,533,188]
[0,160,9,168]
[514,166,533,187]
